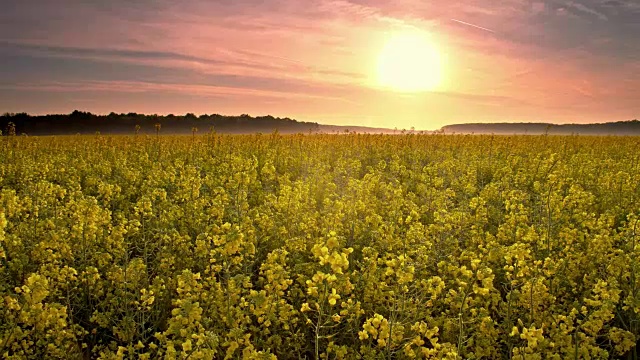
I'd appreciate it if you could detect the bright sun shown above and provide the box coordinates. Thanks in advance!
[377,30,444,92]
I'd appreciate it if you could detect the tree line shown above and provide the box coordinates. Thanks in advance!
[440,120,640,135]
[0,111,322,135]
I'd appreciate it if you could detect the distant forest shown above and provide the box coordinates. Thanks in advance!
[3,111,639,136]
[441,120,640,135]
[0,111,323,136]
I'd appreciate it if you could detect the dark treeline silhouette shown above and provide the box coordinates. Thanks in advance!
[7,111,638,137]
[440,120,640,135]
[0,111,324,135]
[0,111,398,135]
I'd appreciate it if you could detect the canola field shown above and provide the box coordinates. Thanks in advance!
[1,133,639,359]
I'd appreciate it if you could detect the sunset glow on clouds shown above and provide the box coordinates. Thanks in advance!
[1,0,638,130]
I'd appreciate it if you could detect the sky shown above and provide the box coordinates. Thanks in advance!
[0,0,639,130]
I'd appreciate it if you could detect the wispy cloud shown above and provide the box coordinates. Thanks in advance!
[0,0,638,128]
[0,80,361,104]
[563,0,609,20]
[0,41,366,86]
[449,19,496,33]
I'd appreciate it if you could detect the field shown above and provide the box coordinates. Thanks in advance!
[1,133,639,359]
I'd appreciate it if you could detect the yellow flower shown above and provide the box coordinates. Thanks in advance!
[182,339,192,352]
[510,326,519,336]
[328,288,340,306]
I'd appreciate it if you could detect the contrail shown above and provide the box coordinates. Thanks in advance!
[450,18,496,33]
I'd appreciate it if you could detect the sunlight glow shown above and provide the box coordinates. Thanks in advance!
[376,30,444,92]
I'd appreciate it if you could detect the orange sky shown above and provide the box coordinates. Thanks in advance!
[0,0,638,130]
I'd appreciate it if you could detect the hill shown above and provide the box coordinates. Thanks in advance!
[440,120,640,135]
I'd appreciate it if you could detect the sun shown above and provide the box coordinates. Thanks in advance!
[377,30,444,92]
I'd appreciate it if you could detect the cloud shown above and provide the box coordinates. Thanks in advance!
[0,80,360,104]
[0,0,639,126]
[563,0,609,20]
[0,41,366,88]
[531,2,546,15]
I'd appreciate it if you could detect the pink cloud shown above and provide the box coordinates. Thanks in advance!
[0,80,364,104]
[2,0,638,128]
